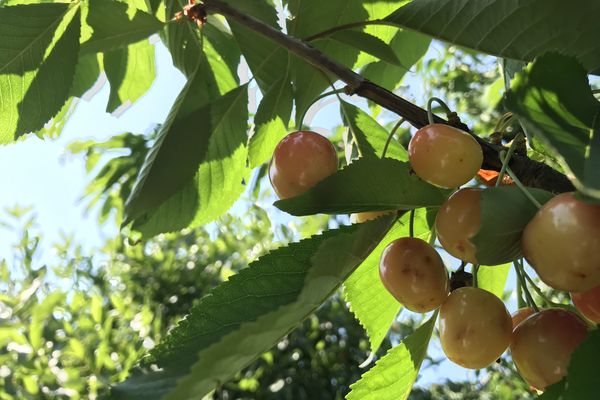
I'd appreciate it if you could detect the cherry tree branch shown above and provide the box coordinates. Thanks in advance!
[198,0,574,194]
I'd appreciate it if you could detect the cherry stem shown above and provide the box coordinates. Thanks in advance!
[499,153,542,209]
[297,88,346,131]
[513,261,540,312]
[408,209,415,238]
[516,274,527,309]
[518,260,563,308]
[381,118,405,158]
[496,132,523,187]
[426,97,453,126]
[492,112,515,134]
[472,264,479,288]
[456,261,466,274]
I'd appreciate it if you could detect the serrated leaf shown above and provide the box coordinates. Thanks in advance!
[328,30,400,66]
[81,0,164,54]
[104,39,156,114]
[248,74,293,167]
[125,81,248,232]
[275,158,450,216]
[505,53,600,199]
[385,0,600,74]
[340,100,408,160]
[361,29,431,90]
[344,210,430,354]
[476,264,510,299]
[224,0,286,93]
[112,216,396,400]
[288,0,367,126]
[472,186,554,265]
[346,312,437,400]
[70,53,102,98]
[0,3,80,142]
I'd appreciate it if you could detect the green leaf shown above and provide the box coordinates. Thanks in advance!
[472,186,554,266]
[476,264,510,299]
[340,100,408,160]
[125,82,248,233]
[248,75,293,168]
[385,0,600,74]
[328,30,400,66]
[112,216,396,399]
[224,0,286,93]
[361,29,431,90]
[561,329,600,399]
[505,54,600,199]
[344,210,430,354]
[104,39,156,113]
[81,0,164,54]
[0,3,80,142]
[288,0,368,126]
[275,158,450,216]
[70,53,102,98]
[346,312,437,400]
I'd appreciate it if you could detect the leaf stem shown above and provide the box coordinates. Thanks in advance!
[513,261,539,312]
[472,264,479,288]
[426,97,453,125]
[381,118,405,158]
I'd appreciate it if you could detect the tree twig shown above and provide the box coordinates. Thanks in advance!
[198,0,574,194]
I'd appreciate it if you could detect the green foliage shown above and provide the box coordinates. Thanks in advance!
[113,216,396,399]
[340,100,408,160]
[81,0,164,54]
[104,39,156,114]
[472,187,554,265]
[275,158,450,216]
[386,0,600,74]
[0,3,80,142]
[347,313,437,400]
[506,54,600,199]
[476,264,510,299]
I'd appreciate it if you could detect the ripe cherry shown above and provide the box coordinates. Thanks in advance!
[269,131,338,199]
[379,237,448,313]
[571,285,600,324]
[511,307,535,329]
[408,124,483,188]
[511,308,588,391]
[522,192,600,292]
[435,188,481,264]
[351,210,395,224]
[439,287,512,369]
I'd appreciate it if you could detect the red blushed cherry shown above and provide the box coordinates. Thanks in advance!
[511,308,588,391]
[571,285,600,324]
[379,237,449,313]
[522,192,600,292]
[408,123,483,189]
[269,131,338,199]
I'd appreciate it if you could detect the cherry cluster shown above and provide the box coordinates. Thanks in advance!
[268,126,600,392]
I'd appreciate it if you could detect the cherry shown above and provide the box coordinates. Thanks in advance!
[435,188,481,264]
[269,131,338,199]
[379,237,448,313]
[571,285,600,324]
[511,307,535,329]
[511,308,588,390]
[408,124,483,188]
[351,210,395,224]
[522,192,600,292]
[439,287,512,369]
